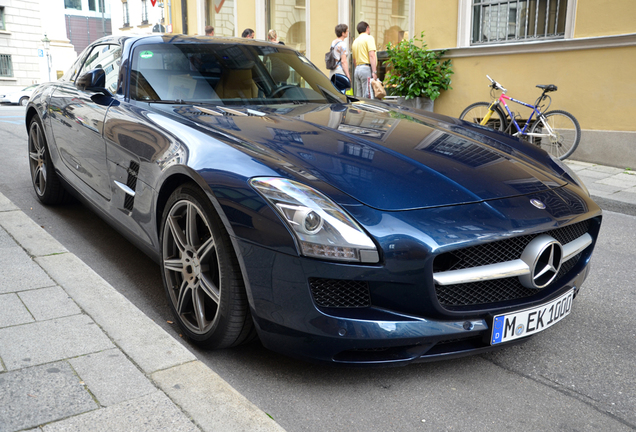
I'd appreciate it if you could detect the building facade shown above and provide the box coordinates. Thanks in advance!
[110,0,636,167]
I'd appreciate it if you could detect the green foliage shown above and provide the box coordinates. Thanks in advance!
[384,32,453,101]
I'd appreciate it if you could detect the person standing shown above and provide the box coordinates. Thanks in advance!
[268,29,285,45]
[205,26,214,36]
[242,28,255,39]
[351,21,377,98]
[329,24,350,81]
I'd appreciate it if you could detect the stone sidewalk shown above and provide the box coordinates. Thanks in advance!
[0,192,285,432]
[566,160,636,204]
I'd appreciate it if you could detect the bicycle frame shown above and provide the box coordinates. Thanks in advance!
[483,92,555,140]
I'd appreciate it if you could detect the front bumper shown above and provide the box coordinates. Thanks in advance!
[234,237,592,365]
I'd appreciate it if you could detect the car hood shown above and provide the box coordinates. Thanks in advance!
[170,102,566,211]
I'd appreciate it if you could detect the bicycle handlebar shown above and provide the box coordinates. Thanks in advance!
[486,75,507,93]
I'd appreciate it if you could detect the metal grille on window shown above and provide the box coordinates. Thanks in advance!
[471,0,567,45]
[0,54,13,77]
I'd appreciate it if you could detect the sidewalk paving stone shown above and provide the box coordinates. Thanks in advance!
[0,193,18,212]
[153,361,286,432]
[42,391,200,432]
[576,170,614,180]
[0,210,67,257]
[582,183,623,195]
[0,293,34,327]
[0,239,55,295]
[69,349,158,407]
[0,314,114,371]
[0,361,97,432]
[17,286,81,321]
[35,253,197,374]
[586,165,627,175]
[597,177,636,188]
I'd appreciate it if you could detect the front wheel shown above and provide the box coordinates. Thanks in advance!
[459,102,507,132]
[528,110,581,160]
[19,97,29,106]
[160,183,256,349]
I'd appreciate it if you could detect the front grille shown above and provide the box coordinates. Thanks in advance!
[434,221,591,309]
[309,278,370,308]
[434,220,590,273]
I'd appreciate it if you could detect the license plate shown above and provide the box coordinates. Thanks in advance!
[491,289,574,345]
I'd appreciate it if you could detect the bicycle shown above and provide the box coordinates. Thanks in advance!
[459,75,581,160]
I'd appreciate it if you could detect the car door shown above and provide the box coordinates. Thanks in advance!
[48,43,122,200]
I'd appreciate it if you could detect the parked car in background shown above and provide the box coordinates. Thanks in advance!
[1,84,38,106]
[25,34,602,365]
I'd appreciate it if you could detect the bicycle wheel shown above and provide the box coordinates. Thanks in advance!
[528,110,581,160]
[459,102,507,132]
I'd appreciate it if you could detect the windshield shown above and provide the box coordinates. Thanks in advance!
[129,43,346,105]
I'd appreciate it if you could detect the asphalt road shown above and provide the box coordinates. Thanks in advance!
[2,105,635,431]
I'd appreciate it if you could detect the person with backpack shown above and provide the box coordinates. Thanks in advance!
[326,24,350,81]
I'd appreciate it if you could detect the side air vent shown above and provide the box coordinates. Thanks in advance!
[309,278,371,308]
[123,161,139,212]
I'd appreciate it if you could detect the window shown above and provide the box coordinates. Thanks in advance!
[471,0,567,44]
[79,44,122,94]
[122,1,130,27]
[64,0,82,10]
[204,0,236,36]
[89,0,105,12]
[141,0,149,24]
[268,0,306,54]
[0,7,5,31]
[353,0,411,50]
[0,54,13,77]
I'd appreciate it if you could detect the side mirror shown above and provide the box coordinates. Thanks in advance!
[330,73,351,94]
[76,68,107,94]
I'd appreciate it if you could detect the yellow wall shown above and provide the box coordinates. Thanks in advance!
[434,45,636,132]
[413,0,458,49]
[311,0,338,74]
[237,0,256,36]
[574,0,636,38]
[169,0,201,34]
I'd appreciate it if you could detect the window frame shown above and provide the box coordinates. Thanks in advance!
[0,54,13,77]
[0,7,5,31]
[141,0,149,25]
[457,0,576,48]
[122,1,130,27]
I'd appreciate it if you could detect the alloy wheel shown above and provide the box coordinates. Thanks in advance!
[162,199,221,335]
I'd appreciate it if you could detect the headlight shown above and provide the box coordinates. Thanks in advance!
[550,155,590,196]
[250,177,379,263]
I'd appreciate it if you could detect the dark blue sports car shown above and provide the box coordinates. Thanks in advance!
[26,35,601,365]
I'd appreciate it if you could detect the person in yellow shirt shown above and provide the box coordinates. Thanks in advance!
[351,21,377,98]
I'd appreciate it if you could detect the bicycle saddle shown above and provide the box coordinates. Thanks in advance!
[536,84,558,92]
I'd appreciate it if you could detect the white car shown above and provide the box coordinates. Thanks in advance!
[0,84,39,106]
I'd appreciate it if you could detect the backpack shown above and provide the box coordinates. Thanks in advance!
[325,41,341,70]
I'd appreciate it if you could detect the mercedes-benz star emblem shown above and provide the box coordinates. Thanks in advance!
[530,199,546,209]
[519,234,563,289]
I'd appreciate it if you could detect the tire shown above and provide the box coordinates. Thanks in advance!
[528,110,581,160]
[160,183,256,349]
[28,116,70,204]
[19,97,29,106]
[459,102,507,132]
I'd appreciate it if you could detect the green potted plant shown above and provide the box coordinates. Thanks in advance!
[384,32,453,111]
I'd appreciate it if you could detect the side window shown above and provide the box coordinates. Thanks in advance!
[78,44,122,94]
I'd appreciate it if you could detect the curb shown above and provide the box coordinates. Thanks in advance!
[0,192,285,432]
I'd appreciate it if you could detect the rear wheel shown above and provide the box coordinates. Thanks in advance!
[459,102,507,132]
[160,183,256,349]
[28,116,70,204]
[528,110,581,160]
